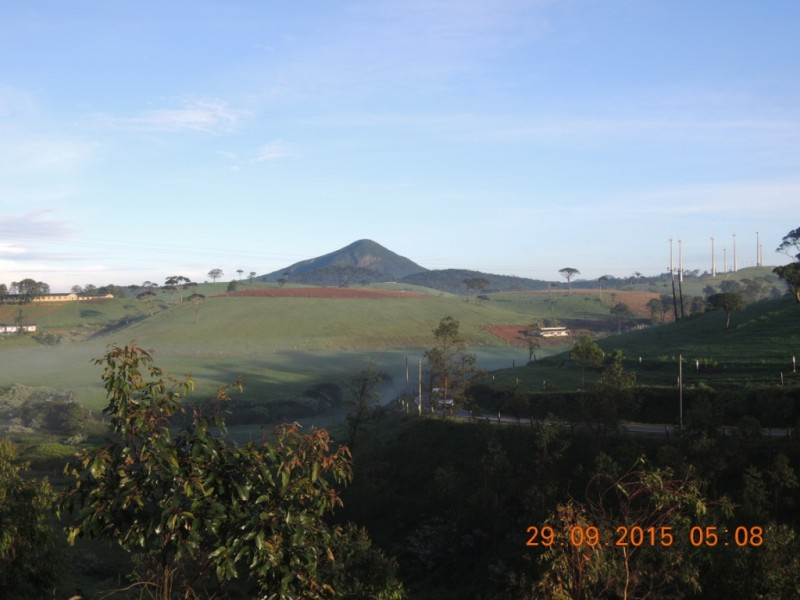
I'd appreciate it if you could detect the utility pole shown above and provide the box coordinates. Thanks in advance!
[733,233,737,272]
[669,238,679,321]
[710,236,716,277]
[678,354,683,433]
[678,239,685,319]
[418,358,423,416]
[723,248,727,273]
[756,231,760,267]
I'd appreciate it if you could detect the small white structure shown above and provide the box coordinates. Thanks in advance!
[429,388,455,409]
[537,326,570,338]
[32,293,114,303]
[0,323,37,334]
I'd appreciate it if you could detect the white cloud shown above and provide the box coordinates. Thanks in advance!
[0,210,77,241]
[0,137,95,177]
[252,140,297,162]
[0,243,25,255]
[94,99,248,133]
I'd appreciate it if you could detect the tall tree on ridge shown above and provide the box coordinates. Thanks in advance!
[559,267,580,296]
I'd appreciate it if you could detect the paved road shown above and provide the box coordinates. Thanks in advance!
[419,408,792,438]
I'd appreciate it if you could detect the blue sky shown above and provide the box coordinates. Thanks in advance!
[2,1,798,291]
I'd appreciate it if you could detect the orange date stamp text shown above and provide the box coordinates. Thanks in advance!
[525,525,764,548]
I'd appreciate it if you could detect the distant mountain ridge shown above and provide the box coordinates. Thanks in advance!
[400,269,550,294]
[262,239,556,292]
[263,240,785,296]
[263,239,427,285]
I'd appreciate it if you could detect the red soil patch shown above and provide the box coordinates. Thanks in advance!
[483,290,659,346]
[599,290,659,316]
[483,325,531,347]
[227,287,429,299]
[483,325,588,347]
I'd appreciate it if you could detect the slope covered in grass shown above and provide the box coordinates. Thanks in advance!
[494,296,800,392]
[1,288,540,408]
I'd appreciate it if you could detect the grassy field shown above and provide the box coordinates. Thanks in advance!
[1,285,552,408]
[2,278,796,412]
[492,295,800,392]
[631,265,780,297]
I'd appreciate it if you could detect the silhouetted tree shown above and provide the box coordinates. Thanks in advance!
[187,292,205,323]
[708,292,746,329]
[559,268,580,295]
[610,302,634,333]
[344,364,386,450]
[164,276,190,302]
[425,317,476,407]
[773,226,800,303]
[463,277,489,302]
[774,264,800,303]
[137,290,158,316]
[570,334,604,389]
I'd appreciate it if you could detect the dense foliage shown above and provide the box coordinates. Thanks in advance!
[0,439,63,599]
[58,343,404,599]
[425,316,477,406]
[773,226,800,303]
[337,414,800,599]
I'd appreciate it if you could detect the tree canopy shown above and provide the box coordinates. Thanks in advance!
[559,268,580,295]
[774,263,800,303]
[425,317,476,407]
[610,302,634,333]
[570,334,604,389]
[344,364,386,450]
[0,439,62,598]
[535,458,720,599]
[774,227,800,303]
[463,277,490,302]
[777,226,800,261]
[59,343,403,599]
[707,292,746,328]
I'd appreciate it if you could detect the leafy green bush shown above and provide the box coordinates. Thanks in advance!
[0,439,64,598]
[59,343,403,599]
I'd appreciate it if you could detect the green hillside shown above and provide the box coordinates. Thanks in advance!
[493,295,800,392]
[400,268,550,294]
[0,287,542,409]
[4,279,794,417]
[622,265,782,298]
